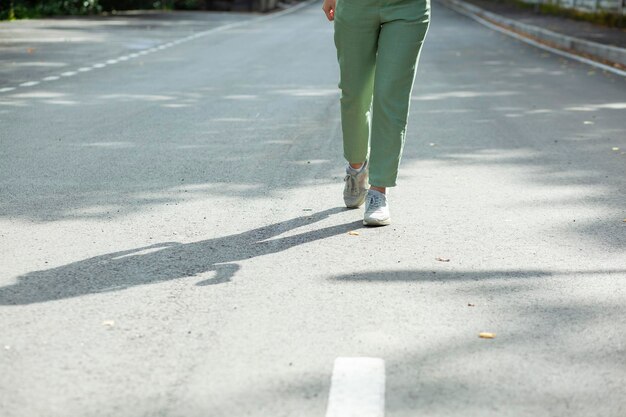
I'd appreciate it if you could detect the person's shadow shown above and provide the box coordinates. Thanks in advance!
[1,207,359,305]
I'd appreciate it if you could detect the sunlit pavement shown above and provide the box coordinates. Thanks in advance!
[1,2,625,416]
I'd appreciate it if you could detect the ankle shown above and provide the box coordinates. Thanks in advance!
[349,161,364,170]
[370,186,386,194]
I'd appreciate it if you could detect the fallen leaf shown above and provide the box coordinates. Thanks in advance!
[102,320,115,327]
[622,219,626,223]
[436,257,450,262]
[26,48,34,54]
[468,303,475,307]
[479,332,496,339]
[429,142,436,146]
[612,147,620,151]
[348,231,360,236]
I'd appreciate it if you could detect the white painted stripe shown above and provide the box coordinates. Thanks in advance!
[325,357,385,417]
[448,3,626,77]
[0,0,316,94]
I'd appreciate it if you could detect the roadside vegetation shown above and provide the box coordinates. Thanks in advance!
[502,0,624,27]
[0,0,217,20]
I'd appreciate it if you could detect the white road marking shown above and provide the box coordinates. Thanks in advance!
[0,0,316,94]
[447,2,626,77]
[325,357,385,417]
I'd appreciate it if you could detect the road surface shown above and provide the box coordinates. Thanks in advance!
[1,1,625,416]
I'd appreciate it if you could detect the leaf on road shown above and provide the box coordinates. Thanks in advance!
[468,303,475,307]
[612,147,620,151]
[102,320,115,327]
[479,332,496,339]
[348,231,360,236]
[436,257,450,262]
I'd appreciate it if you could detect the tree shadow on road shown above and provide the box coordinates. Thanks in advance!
[0,207,360,305]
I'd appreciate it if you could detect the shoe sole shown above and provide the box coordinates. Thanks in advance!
[344,193,367,209]
[363,217,391,226]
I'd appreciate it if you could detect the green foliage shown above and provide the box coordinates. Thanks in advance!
[1,0,101,19]
[0,0,167,19]
[507,0,625,28]
[98,0,168,11]
[172,0,209,10]
[535,2,624,27]
[0,0,235,19]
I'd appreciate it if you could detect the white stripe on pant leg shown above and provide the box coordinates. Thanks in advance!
[325,357,385,417]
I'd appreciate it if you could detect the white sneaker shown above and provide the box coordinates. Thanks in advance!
[363,189,390,226]
[343,160,369,208]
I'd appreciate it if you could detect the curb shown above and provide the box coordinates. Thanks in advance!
[438,0,626,68]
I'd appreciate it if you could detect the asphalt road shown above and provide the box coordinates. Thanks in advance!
[1,1,625,416]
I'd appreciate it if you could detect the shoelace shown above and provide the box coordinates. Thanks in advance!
[368,192,385,209]
[344,173,358,195]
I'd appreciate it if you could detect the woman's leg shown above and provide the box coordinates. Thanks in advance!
[369,0,430,188]
[333,0,381,166]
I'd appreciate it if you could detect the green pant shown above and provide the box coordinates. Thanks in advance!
[334,0,430,187]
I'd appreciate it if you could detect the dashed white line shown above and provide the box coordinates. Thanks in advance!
[0,0,316,94]
[325,357,385,417]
